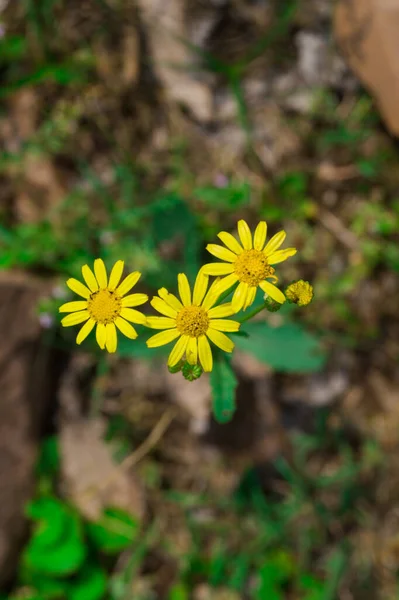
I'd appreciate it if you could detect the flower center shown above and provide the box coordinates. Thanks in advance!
[87,289,122,324]
[234,249,276,286]
[176,306,209,337]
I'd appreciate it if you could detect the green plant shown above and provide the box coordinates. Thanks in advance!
[14,437,140,600]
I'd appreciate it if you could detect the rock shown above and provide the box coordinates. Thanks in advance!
[335,0,399,136]
[0,272,59,585]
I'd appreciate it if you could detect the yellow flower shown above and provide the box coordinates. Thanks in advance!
[285,280,313,307]
[202,219,297,312]
[146,271,240,372]
[59,259,148,353]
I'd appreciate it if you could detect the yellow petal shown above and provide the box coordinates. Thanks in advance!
[193,270,209,306]
[209,319,240,332]
[61,311,90,327]
[211,273,239,297]
[66,278,91,299]
[198,335,213,372]
[253,221,267,251]
[146,317,176,329]
[231,281,248,313]
[201,285,222,311]
[243,286,257,310]
[146,328,180,348]
[259,280,286,304]
[158,288,183,311]
[263,230,286,256]
[202,263,235,276]
[76,318,95,345]
[108,260,124,290]
[186,337,198,365]
[208,303,235,318]
[217,231,243,255]
[151,296,178,318]
[237,220,252,250]
[168,334,189,367]
[59,300,88,313]
[206,328,234,353]
[116,271,141,297]
[94,258,108,288]
[96,323,106,349]
[122,293,148,307]
[115,317,138,339]
[105,322,117,353]
[120,307,146,325]
[178,273,191,307]
[267,248,297,265]
[206,244,237,262]
[81,265,99,292]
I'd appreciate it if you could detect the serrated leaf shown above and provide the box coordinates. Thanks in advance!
[210,354,237,423]
[236,322,326,373]
[86,508,139,554]
[69,563,107,600]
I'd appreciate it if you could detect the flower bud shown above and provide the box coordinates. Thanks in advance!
[285,280,314,307]
[182,362,203,381]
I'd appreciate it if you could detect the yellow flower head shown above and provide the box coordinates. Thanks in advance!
[202,219,297,312]
[146,271,240,372]
[285,280,314,307]
[59,259,148,353]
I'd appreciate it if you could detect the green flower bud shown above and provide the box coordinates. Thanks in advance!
[182,362,203,381]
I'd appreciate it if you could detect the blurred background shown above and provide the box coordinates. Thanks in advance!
[1,0,399,598]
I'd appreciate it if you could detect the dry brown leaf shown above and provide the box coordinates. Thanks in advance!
[60,419,145,521]
[335,0,399,136]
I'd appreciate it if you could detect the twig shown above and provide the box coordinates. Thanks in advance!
[120,407,177,471]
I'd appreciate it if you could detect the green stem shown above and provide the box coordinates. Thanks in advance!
[237,301,268,323]
[214,284,236,305]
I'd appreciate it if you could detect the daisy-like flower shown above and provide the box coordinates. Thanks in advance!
[146,271,240,372]
[59,259,148,353]
[202,219,297,312]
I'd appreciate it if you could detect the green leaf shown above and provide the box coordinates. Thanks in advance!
[168,582,189,600]
[23,498,86,577]
[253,553,294,600]
[0,35,27,60]
[25,498,69,549]
[236,322,326,373]
[210,354,237,423]
[69,563,107,600]
[194,181,250,209]
[36,436,60,478]
[86,507,139,554]
[150,193,201,284]
[19,573,66,599]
